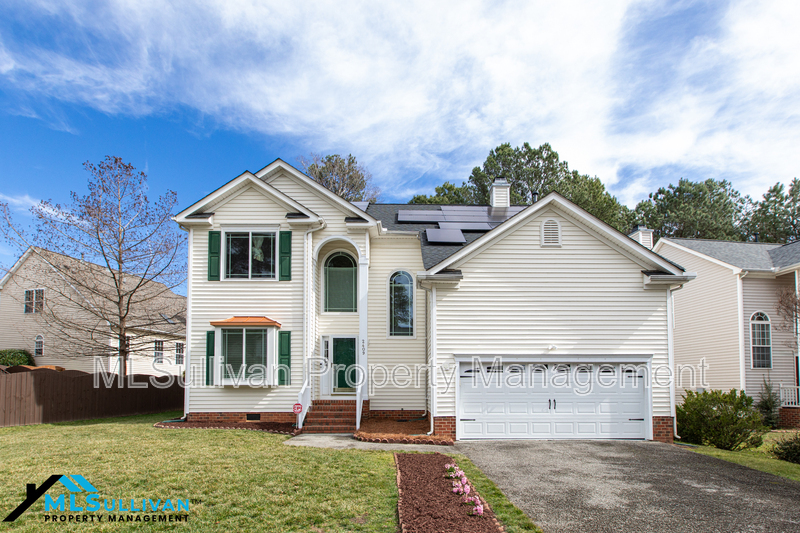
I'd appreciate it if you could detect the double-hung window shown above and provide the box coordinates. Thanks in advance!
[221,329,270,380]
[34,335,44,357]
[751,312,772,369]
[225,231,277,279]
[24,289,44,314]
[175,342,185,365]
[154,340,164,364]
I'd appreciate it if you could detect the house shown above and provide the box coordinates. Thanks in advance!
[0,247,186,376]
[654,237,800,426]
[173,160,695,442]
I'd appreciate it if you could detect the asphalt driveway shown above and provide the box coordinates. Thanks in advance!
[456,440,800,533]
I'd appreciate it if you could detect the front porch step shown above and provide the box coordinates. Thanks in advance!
[300,400,359,433]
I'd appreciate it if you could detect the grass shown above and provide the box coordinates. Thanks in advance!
[0,412,541,532]
[454,453,542,533]
[690,430,800,483]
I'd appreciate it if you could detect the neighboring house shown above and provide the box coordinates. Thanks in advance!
[653,237,800,421]
[175,159,695,442]
[0,247,186,376]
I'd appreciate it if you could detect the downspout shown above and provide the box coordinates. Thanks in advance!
[304,220,327,386]
[426,286,437,435]
[667,285,682,439]
[737,271,748,392]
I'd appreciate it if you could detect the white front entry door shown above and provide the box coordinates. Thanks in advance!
[457,362,647,439]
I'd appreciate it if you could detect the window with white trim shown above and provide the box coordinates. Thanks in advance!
[225,231,277,279]
[222,329,269,379]
[154,340,164,364]
[24,289,44,314]
[34,335,44,357]
[324,252,357,312]
[175,342,185,365]
[751,312,772,369]
[389,271,414,336]
[541,219,561,246]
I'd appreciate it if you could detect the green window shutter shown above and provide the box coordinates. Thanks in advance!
[208,231,221,281]
[278,330,291,385]
[279,231,292,281]
[205,330,215,386]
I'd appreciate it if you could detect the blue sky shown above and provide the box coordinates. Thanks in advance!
[1,0,799,269]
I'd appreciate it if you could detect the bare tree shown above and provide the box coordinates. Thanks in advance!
[1,156,186,375]
[776,286,800,356]
[298,153,380,203]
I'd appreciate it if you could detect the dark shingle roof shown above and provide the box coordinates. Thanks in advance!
[668,238,800,270]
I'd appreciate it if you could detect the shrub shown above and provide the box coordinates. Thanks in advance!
[755,378,781,429]
[0,349,35,367]
[773,432,800,464]
[677,389,768,450]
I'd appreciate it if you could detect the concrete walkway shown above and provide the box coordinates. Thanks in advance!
[284,433,452,453]
[457,440,800,533]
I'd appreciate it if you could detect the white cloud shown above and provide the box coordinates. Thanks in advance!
[1,0,799,205]
[0,192,39,211]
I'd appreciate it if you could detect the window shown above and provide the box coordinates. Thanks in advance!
[154,340,164,364]
[225,231,276,279]
[389,271,414,336]
[34,335,44,357]
[222,329,268,378]
[541,219,561,246]
[24,289,44,314]
[751,312,772,369]
[324,252,357,312]
[175,342,185,365]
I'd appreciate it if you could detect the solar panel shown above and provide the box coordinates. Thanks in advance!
[397,210,446,222]
[425,228,466,243]
[440,206,491,214]
[438,222,492,231]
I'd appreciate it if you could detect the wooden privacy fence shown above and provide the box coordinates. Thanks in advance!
[0,369,183,427]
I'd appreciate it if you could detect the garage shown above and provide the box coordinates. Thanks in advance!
[457,361,649,439]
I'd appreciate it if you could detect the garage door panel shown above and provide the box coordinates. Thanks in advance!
[458,362,647,440]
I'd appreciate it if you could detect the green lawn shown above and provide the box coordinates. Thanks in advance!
[690,430,800,483]
[0,412,539,532]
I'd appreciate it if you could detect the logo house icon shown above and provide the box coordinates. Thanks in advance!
[4,475,98,522]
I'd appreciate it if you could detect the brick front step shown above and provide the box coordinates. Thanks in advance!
[302,425,356,433]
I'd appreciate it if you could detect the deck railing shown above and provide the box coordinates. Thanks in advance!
[780,384,800,407]
[355,382,364,431]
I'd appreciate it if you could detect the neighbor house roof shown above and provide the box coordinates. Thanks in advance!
[666,238,800,271]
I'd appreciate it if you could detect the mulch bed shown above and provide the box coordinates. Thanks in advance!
[154,420,300,435]
[354,418,454,446]
[395,452,503,533]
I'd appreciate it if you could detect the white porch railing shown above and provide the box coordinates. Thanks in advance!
[297,379,311,429]
[780,384,800,407]
[356,382,364,431]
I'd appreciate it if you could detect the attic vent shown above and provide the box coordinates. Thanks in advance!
[541,219,561,247]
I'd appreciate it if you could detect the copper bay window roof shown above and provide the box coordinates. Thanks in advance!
[209,316,281,327]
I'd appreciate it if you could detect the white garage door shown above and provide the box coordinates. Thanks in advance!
[458,362,647,439]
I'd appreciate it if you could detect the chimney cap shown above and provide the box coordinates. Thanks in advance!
[492,176,509,185]
[629,224,652,234]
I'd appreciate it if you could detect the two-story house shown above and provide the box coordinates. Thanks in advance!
[174,159,694,441]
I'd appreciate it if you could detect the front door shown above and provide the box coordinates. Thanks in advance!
[333,337,356,393]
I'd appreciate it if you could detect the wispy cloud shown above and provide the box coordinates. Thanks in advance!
[0,192,39,211]
[0,0,798,205]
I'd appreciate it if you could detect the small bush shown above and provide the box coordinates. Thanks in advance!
[0,349,35,367]
[677,389,768,450]
[773,433,800,464]
[756,378,781,429]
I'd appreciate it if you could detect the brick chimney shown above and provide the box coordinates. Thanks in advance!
[490,176,510,208]
[629,224,654,249]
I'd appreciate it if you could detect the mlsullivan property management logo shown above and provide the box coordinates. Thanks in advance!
[4,475,190,524]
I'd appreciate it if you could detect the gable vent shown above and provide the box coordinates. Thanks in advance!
[541,219,561,247]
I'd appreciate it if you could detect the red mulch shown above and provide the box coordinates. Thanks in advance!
[395,452,503,533]
[154,420,299,435]
[354,418,454,446]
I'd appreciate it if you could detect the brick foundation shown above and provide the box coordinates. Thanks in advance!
[652,416,674,444]
[779,407,800,429]
[186,412,295,423]
[365,409,427,420]
[433,416,456,439]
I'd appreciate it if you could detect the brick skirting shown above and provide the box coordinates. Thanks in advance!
[365,409,427,420]
[779,407,800,429]
[652,416,674,444]
[433,416,456,439]
[186,412,295,424]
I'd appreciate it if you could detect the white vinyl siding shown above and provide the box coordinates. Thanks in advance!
[655,242,742,395]
[434,208,671,418]
[743,275,796,393]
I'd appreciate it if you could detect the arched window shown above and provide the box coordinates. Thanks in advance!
[750,312,771,369]
[541,219,561,246]
[325,252,357,312]
[389,271,414,336]
[34,335,44,357]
